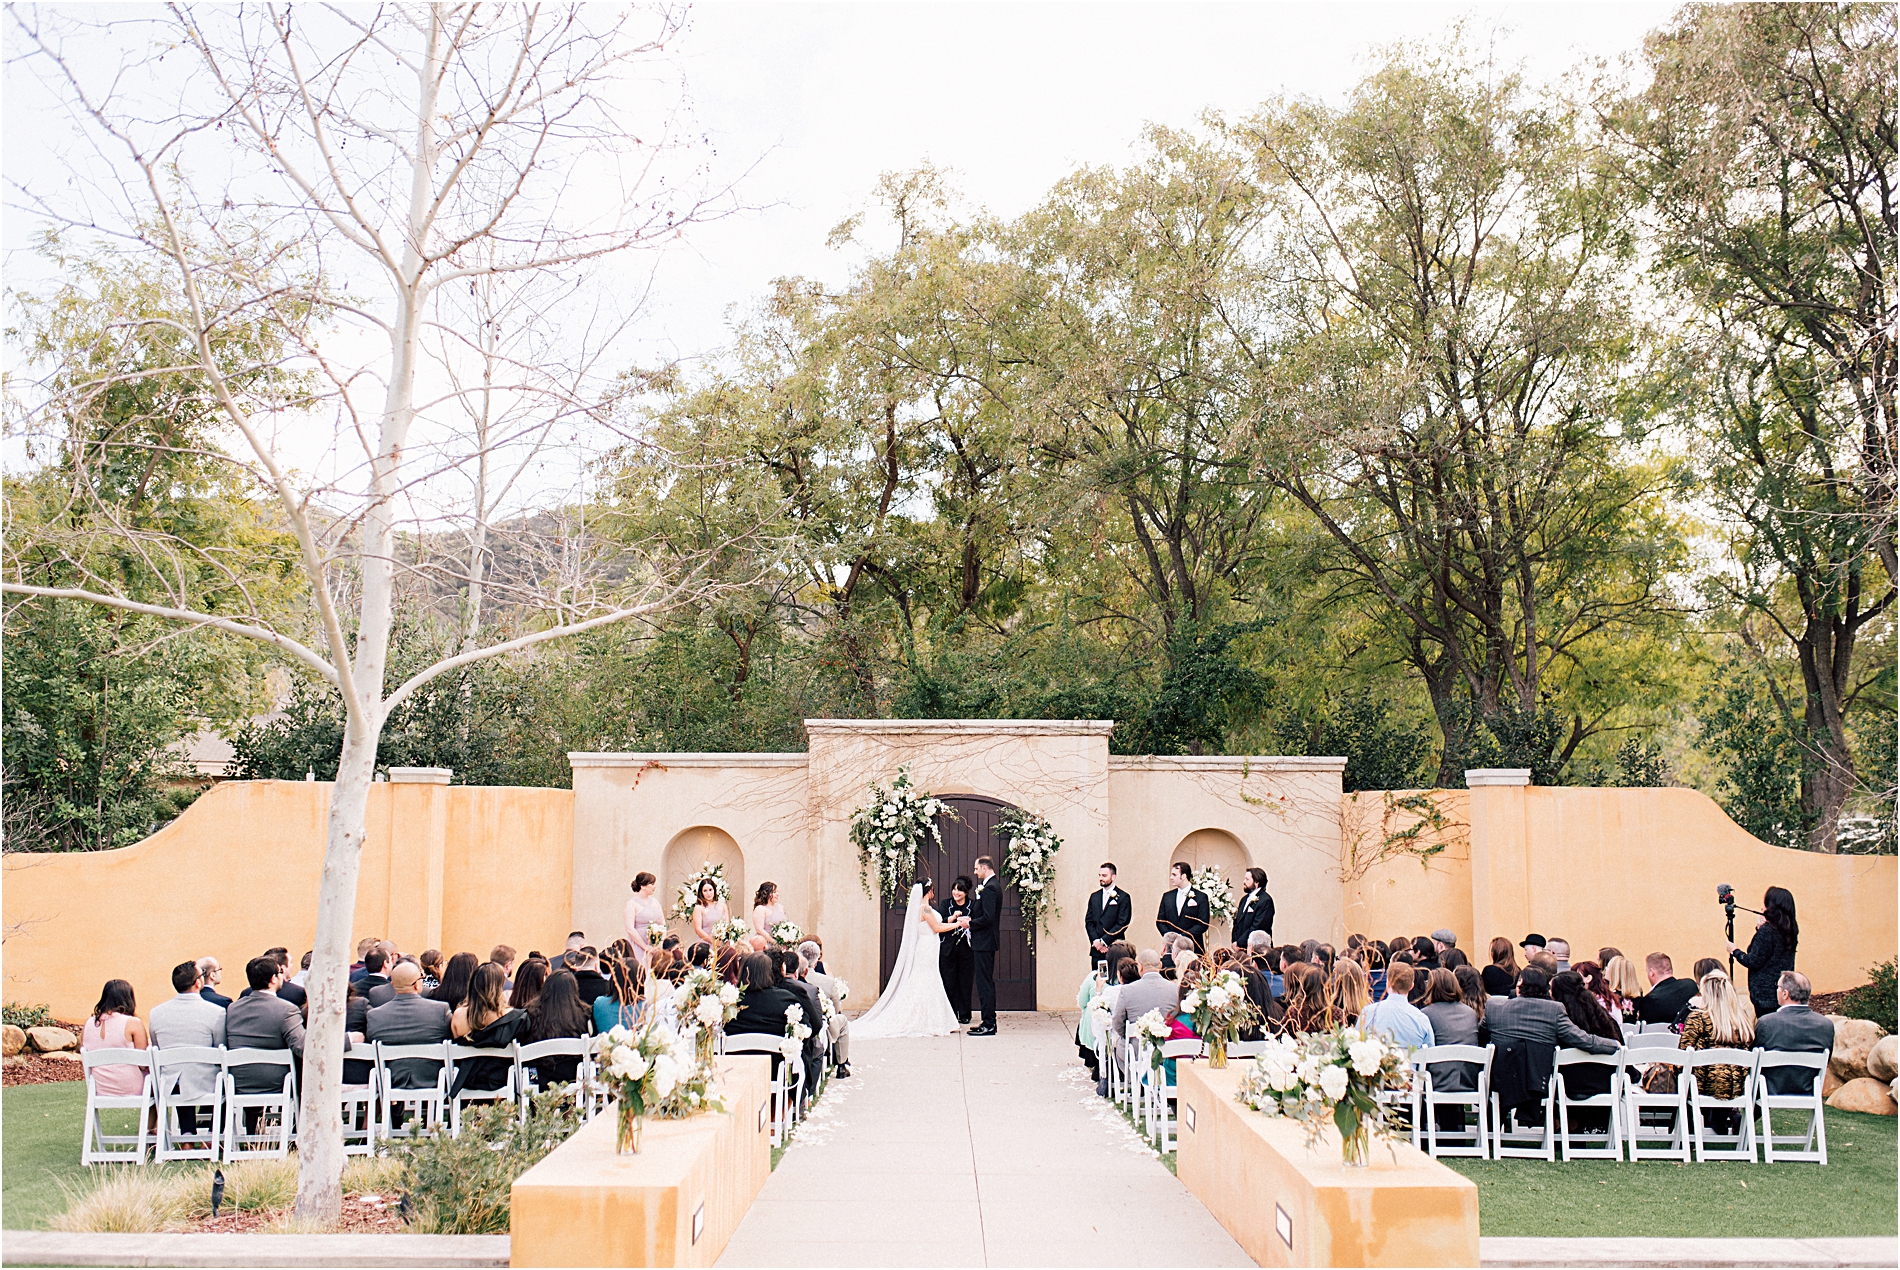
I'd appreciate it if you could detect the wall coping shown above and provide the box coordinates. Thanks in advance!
[803,717,1117,736]
[388,767,452,784]
[1108,755,1347,773]
[1465,768,1532,787]
[567,752,810,769]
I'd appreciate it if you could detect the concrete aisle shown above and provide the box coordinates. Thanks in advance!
[716,1012,1252,1268]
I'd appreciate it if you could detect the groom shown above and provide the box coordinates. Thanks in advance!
[968,855,1002,1036]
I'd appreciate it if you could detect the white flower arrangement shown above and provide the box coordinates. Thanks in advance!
[832,977,849,1001]
[714,917,754,944]
[783,1003,813,1058]
[850,767,947,905]
[1133,1007,1176,1071]
[1234,1025,1413,1159]
[646,922,667,947]
[671,860,733,922]
[994,807,1062,951]
[1180,968,1260,1056]
[770,919,804,947]
[594,1018,728,1149]
[1194,864,1237,925]
[673,966,741,1046]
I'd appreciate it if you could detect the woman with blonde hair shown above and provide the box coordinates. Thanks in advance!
[1671,969,1757,1130]
[1328,959,1370,1025]
[1603,955,1647,1018]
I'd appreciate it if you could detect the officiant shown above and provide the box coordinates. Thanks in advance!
[936,875,976,1027]
[1084,862,1131,970]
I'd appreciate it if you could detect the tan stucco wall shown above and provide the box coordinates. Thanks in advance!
[2,779,571,1021]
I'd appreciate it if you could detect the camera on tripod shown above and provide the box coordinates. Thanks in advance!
[1716,882,1736,919]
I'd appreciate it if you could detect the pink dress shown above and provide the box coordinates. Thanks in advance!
[81,1013,144,1095]
[624,892,665,970]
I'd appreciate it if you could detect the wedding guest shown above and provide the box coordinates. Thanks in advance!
[196,957,232,1009]
[624,872,664,971]
[1676,968,1756,1133]
[552,933,586,971]
[1575,961,1619,1021]
[593,951,648,1034]
[691,881,729,945]
[778,948,826,1096]
[225,958,307,1114]
[365,963,450,1113]
[1280,963,1336,1035]
[417,949,443,993]
[355,946,392,1002]
[1329,959,1370,1026]
[1360,963,1432,1049]
[568,947,613,1010]
[490,945,517,992]
[350,937,376,982]
[1550,970,1622,1130]
[1603,955,1646,1019]
[525,969,589,1088]
[509,959,549,1011]
[801,942,852,1079]
[1545,938,1572,972]
[726,954,803,1077]
[1421,968,1481,1132]
[1637,952,1697,1024]
[262,949,307,1009]
[752,882,786,942]
[1108,949,1174,1042]
[81,979,149,1096]
[1728,886,1799,1023]
[1754,971,1834,1094]
[1453,965,1487,1025]
[432,952,479,1011]
[449,963,529,1098]
[150,962,225,1136]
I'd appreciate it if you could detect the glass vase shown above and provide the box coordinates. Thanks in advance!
[1207,1035,1228,1069]
[1340,1118,1371,1167]
[616,1099,643,1154]
[697,1026,719,1067]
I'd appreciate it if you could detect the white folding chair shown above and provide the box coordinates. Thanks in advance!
[1754,1050,1829,1164]
[374,1042,449,1142]
[1490,1052,1555,1162]
[720,1036,792,1147]
[517,1038,593,1118]
[447,1044,521,1136]
[1151,1039,1206,1151]
[340,1067,379,1156]
[221,1049,297,1160]
[1553,1048,1623,1160]
[1684,1048,1762,1162]
[80,1048,154,1165]
[151,1045,225,1162]
[1622,1045,1691,1162]
[1417,1044,1492,1159]
[1379,1056,1425,1149]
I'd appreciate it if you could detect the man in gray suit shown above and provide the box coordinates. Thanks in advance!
[150,960,227,1136]
[1755,971,1836,1094]
[1484,969,1619,1054]
[224,956,307,1133]
[799,942,851,1078]
[1110,949,1177,1043]
[366,961,452,1103]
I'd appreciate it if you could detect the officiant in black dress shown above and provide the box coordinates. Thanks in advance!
[937,876,975,1025]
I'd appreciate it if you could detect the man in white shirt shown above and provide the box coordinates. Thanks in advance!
[149,960,227,1138]
[1156,862,1209,951]
[1084,863,1131,969]
[1360,963,1433,1050]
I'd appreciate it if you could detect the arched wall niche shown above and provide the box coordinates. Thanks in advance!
[1170,827,1250,885]
[660,825,745,932]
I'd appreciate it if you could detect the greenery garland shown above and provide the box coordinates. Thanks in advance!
[850,767,946,905]
[994,806,1062,950]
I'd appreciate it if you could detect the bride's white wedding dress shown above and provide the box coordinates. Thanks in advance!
[852,884,959,1038]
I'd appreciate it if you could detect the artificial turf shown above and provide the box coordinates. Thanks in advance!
[3,1081,91,1230]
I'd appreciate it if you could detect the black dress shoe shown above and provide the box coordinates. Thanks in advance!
[836,1064,851,1079]
[969,1024,997,1036]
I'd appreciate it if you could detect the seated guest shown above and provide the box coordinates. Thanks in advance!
[418,949,443,994]
[1545,938,1572,972]
[1430,928,1458,964]
[366,961,452,1105]
[1481,938,1518,998]
[264,948,307,1009]
[1549,970,1623,1130]
[81,979,150,1097]
[1280,963,1334,1034]
[350,937,376,982]
[1598,946,1623,967]
[779,948,826,1097]
[196,956,232,1008]
[1674,968,1756,1131]
[1360,963,1432,1050]
[1109,949,1175,1042]
[1675,957,1725,1026]
[726,953,803,1077]
[509,959,549,1012]
[450,963,530,1096]
[1526,950,1559,977]
[356,946,393,1004]
[1754,971,1834,1094]
[1421,968,1481,1132]
[1440,948,1468,972]
[568,947,613,1010]
[1603,955,1646,1020]
[432,952,479,1012]
[688,941,714,970]
[1239,941,1283,1035]
[151,961,226,1136]
[1485,966,1617,1125]
[491,945,518,992]
[1454,965,1488,1029]
[593,951,648,1034]
[525,970,591,1089]
[552,932,586,971]
[343,978,375,1086]
[1329,960,1370,1027]
[226,957,308,1112]
[1636,952,1698,1025]
[801,942,852,1079]
[292,950,313,988]
[1574,961,1618,1022]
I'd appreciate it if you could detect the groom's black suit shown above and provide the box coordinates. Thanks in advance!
[969,873,1003,1028]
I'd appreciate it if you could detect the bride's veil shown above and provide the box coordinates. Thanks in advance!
[854,882,924,1028]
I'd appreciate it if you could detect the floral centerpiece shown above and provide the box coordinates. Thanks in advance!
[1194,865,1237,926]
[595,1020,727,1153]
[850,767,947,905]
[714,917,754,945]
[1179,968,1260,1068]
[770,919,804,947]
[994,808,1061,950]
[670,860,732,922]
[1234,1026,1413,1165]
[1132,1007,1176,1072]
[674,966,741,1064]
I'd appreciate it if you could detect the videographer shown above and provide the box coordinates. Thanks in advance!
[1726,886,1799,1021]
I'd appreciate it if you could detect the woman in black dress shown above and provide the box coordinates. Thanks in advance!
[938,876,975,1025]
[1728,886,1798,1022]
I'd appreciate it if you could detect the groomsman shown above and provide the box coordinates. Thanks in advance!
[1156,861,1210,952]
[1230,867,1274,948]
[1084,863,1132,969]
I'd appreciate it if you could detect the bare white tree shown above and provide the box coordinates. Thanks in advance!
[4,2,748,1219]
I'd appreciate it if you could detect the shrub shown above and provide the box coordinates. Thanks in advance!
[51,1168,195,1233]
[1838,959,1898,1035]
[393,1088,584,1233]
[3,1002,53,1029]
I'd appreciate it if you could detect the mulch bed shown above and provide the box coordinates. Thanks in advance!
[182,1196,406,1234]
[1811,987,1860,1016]
[3,1054,83,1086]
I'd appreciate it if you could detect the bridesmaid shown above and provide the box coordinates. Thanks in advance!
[751,881,785,943]
[690,878,728,945]
[623,871,664,971]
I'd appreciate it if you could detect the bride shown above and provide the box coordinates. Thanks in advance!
[853,880,966,1038]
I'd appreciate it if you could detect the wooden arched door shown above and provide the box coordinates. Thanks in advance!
[879,795,1037,1011]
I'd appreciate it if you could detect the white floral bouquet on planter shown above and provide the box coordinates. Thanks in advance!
[994,807,1061,950]
[595,1020,727,1154]
[714,917,753,945]
[850,767,947,905]
[1234,1026,1413,1165]
[1179,968,1261,1067]
[674,966,741,1063]
[770,920,804,947]
[671,860,733,922]
[783,1003,813,1059]
[1195,865,1237,925]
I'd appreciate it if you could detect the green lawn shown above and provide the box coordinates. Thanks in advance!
[1443,1110,1899,1237]
[4,1082,90,1230]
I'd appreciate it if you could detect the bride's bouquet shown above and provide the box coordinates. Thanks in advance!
[1179,968,1260,1066]
[1234,1027,1413,1165]
[850,767,947,905]
[770,919,804,947]
[714,917,753,944]
[994,807,1061,951]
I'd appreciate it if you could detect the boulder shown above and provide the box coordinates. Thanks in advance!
[24,1026,77,1053]
[0,1024,24,1056]
[1826,1076,1897,1116]
[1823,1068,1846,1098]
[1868,1035,1898,1083]
[1828,1017,1886,1082]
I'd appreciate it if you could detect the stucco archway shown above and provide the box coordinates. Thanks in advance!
[1170,826,1250,882]
[661,825,745,933]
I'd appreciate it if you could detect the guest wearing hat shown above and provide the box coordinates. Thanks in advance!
[1432,929,1458,956]
[1520,933,1547,953]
